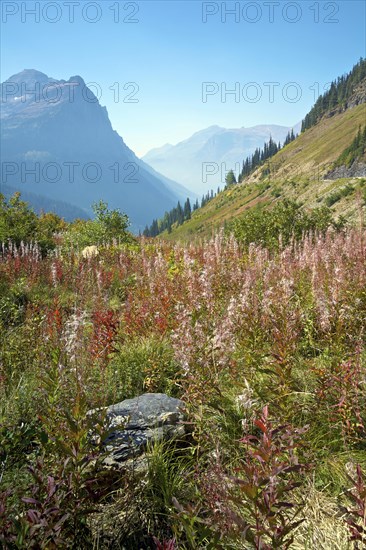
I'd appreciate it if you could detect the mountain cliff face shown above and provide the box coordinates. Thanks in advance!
[143,124,299,195]
[0,70,189,230]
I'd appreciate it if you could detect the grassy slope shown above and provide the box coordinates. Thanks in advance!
[164,103,366,241]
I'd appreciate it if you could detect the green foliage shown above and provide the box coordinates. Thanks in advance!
[239,135,283,182]
[334,125,366,168]
[64,200,131,248]
[230,199,342,250]
[226,407,309,549]
[174,407,309,549]
[0,193,37,246]
[36,212,67,251]
[141,441,195,544]
[0,421,39,474]
[144,198,192,237]
[283,128,296,147]
[0,278,29,328]
[107,336,178,402]
[325,184,354,206]
[0,193,66,254]
[225,170,237,188]
[302,57,366,132]
[0,352,117,549]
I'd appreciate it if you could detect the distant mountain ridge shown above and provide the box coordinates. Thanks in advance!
[0,69,193,231]
[143,123,301,195]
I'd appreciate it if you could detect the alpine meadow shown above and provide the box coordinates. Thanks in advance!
[0,2,366,549]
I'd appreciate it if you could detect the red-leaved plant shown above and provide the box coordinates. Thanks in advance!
[153,535,177,549]
[198,406,310,549]
[343,463,366,548]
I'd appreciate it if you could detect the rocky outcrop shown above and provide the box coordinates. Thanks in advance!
[325,161,366,179]
[91,393,186,470]
[325,78,366,120]
[345,78,366,110]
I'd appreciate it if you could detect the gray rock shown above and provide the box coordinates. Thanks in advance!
[324,161,366,179]
[94,393,186,469]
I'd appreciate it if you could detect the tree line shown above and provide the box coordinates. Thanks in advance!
[142,190,224,237]
[301,57,366,132]
[233,129,297,184]
[143,198,192,237]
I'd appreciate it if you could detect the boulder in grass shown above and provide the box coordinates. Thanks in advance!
[92,393,186,470]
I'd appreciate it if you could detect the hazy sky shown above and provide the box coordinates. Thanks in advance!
[1,0,365,156]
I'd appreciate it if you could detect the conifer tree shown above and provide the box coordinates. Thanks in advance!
[225,169,237,187]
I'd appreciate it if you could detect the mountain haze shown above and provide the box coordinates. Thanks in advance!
[0,70,193,231]
[143,123,300,195]
[160,63,366,241]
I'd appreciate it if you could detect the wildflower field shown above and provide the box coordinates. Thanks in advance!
[1,227,366,548]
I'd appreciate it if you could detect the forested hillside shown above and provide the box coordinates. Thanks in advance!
[301,57,366,131]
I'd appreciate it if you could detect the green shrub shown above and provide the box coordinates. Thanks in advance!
[230,199,341,250]
[0,193,67,254]
[63,201,132,249]
[0,279,29,328]
[325,184,354,207]
[0,193,37,246]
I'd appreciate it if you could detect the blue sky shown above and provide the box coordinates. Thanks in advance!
[1,0,365,156]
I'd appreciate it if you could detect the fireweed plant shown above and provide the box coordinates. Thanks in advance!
[0,225,365,548]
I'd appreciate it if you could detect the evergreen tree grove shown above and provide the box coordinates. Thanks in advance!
[238,131,297,183]
[301,58,366,132]
[143,196,198,237]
